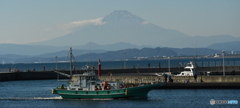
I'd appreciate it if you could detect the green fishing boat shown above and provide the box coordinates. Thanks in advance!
[52,71,163,99]
[52,47,163,99]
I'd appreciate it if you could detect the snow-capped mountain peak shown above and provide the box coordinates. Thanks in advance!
[102,10,145,24]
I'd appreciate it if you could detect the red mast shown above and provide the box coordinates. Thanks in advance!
[98,59,102,76]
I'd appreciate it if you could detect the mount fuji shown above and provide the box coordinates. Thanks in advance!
[32,10,240,48]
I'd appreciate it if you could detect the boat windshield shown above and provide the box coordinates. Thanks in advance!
[80,76,96,80]
[184,69,191,71]
[80,76,86,80]
[90,76,96,80]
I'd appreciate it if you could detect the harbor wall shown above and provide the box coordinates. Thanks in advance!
[0,71,66,81]
[99,66,240,75]
[1,71,240,83]
[1,71,239,83]
[98,76,240,84]
[0,72,16,81]
[15,72,67,80]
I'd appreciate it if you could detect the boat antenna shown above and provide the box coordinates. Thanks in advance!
[70,47,73,78]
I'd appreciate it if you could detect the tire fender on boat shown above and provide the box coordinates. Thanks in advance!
[52,89,55,94]
[125,89,128,95]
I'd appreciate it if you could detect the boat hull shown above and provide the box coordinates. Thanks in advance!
[52,83,162,99]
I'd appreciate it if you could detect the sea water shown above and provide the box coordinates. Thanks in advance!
[0,80,239,108]
[1,58,240,72]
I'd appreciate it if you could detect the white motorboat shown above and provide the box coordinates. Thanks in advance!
[176,61,198,76]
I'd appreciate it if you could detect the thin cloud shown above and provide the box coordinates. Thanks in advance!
[61,17,106,30]
[141,21,149,25]
[45,17,106,38]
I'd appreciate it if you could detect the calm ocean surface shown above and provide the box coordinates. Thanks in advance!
[1,58,240,72]
[0,80,239,108]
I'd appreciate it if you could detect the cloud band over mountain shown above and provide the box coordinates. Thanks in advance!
[61,17,106,30]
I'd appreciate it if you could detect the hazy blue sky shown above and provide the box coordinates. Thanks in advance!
[0,0,239,44]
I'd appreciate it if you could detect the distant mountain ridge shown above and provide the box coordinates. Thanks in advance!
[38,49,107,58]
[0,42,141,56]
[0,41,238,63]
[75,47,178,61]
[0,47,223,63]
[208,41,240,51]
[76,42,142,51]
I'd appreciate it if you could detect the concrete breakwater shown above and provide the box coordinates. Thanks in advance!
[1,71,240,83]
[98,76,240,83]
[98,76,240,89]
